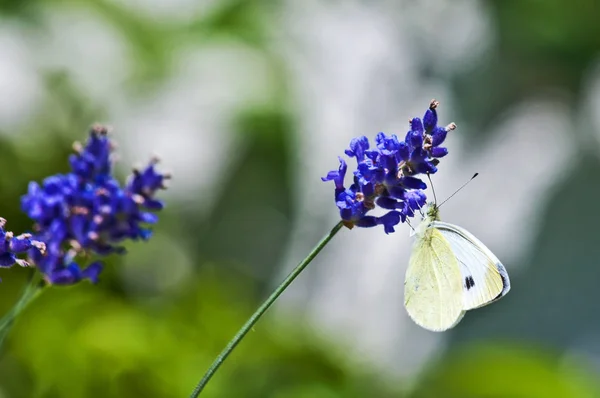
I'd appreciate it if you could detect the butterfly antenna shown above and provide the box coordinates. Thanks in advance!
[427,173,438,205]
[406,218,415,232]
[438,173,479,208]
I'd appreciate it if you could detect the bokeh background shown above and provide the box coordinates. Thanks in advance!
[0,0,599,397]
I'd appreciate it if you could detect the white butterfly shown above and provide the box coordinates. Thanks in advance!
[404,202,511,332]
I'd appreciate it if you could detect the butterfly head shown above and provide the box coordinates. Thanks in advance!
[411,202,440,237]
[426,202,440,222]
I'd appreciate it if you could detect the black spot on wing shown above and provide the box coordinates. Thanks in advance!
[465,275,475,290]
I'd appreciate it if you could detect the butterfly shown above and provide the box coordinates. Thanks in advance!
[404,202,511,332]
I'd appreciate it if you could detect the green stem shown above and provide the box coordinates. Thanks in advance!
[190,221,345,397]
[0,272,45,348]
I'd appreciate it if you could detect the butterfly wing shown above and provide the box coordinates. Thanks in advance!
[404,227,465,332]
[431,221,511,310]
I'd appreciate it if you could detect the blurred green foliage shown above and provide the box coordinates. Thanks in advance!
[190,107,296,296]
[410,344,600,398]
[0,0,599,396]
[455,0,600,136]
[0,271,404,398]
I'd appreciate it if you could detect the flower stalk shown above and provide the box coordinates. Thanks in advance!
[0,272,45,348]
[189,221,345,397]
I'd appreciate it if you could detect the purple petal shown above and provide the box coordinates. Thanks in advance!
[139,229,153,240]
[376,197,401,210]
[430,147,448,158]
[321,157,347,190]
[82,262,103,284]
[9,237,33,253]
[140,212,159,224]
[375,132,401,155]
[355,216,378,228]
[410,118,424,134]
[377,211,403,234]
[431,127,447,147]
[0,253,16,267]
[404,190,427,212]
[414,160,438,174]
[345,136,370,160]
[48,263,82,285]
[406,131,423,150]
[397,142,410,162]
[400,176,427,190]
[387,185,407,199]
[423,108,438,133]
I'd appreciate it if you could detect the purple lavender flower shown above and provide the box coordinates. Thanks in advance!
[21,125,170,285]
[322,100,456,234]
[0,218,45,268]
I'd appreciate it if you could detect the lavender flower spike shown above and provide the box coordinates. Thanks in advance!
[21,125,170,285]
[322,100,456,234]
